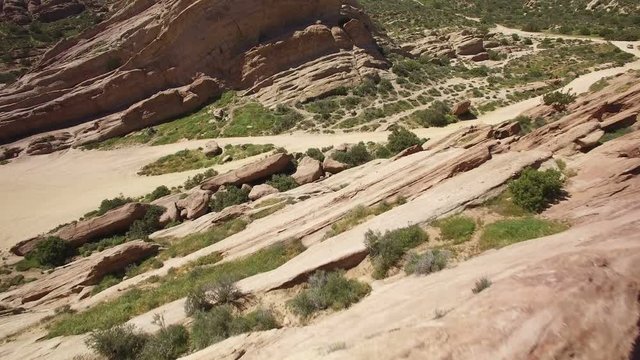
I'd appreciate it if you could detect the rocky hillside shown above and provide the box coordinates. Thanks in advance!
[0,0,387,149]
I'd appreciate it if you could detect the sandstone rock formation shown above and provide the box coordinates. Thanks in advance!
[292,157,324,185]
[452,100,471,116]
[0,0,388,155]
[0,0,101,25]
[0,240,158,308]
[201,153,293,191]
[11,202,150,255]
[248,184,279,201]
[176,190,211,220]
[203,140,222,157]
[322,157,349,174]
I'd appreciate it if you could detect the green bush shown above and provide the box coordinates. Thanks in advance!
[139,323,189,360]
[543,91,576,108]
[386,127,422,154]
[145,186,171,202]
[288,271,371,319]
[86,324,149,360]
[210,186,250,212]
[480,218,568,249]
[305,148,325,162]
[267,174,299,192]
[508,168,564,213]
[365,225,428,279]
[332,142,372,167]
[184,168,217,190]
[126,206,165,240]
[404,249,450,275]
[434,216,476,244]
[28,236,73,268]
[413,101,454,128]
[190,305,279,350]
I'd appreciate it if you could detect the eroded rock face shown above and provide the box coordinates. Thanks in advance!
[176,190,211,220]
[0,0,387,152]
[292,157,324,185]
[323,157,349,174]
[201,153,293,191]
[10,202,150,255]
[248,184,279,201]
[0,240,159,308]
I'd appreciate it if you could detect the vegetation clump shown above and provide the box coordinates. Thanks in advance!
[508,168,564,213]
[288,271,371,319]
[26,236,73,268]
[413,101,455,128]
[86,324,149,360]
[386,126,423,154]
[332,142,373,167]
[472,277,492,294]
[480,218,568,249]
[365,225,429,279]
[434,215,476,244]
[543,91,576,109]
[209,186,250,212]
[404,249,450,275]
[267,174,299,192]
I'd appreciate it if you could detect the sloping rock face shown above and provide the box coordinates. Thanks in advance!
[0,240,158,308]
[0,0,387,152]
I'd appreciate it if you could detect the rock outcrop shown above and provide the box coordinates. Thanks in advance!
[201,153,293,191]
[176,190,211,220]
[292,157,324,185]
[248,184,279,201]
[0,0,102,25]
[0,0,388,154]
[10,202,150,255]
[0,241,159,308]
[322,157,349,174]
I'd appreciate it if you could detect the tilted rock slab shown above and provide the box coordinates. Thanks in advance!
[0,240,159,308]
[201,153,293,191]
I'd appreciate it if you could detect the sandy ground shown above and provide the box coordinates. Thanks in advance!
[0,29,638,251]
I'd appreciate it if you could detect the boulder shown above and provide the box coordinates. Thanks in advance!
[292,157,324,185]
[323,157,349,174]
[11,203,151,255]
[158,202,181,226]
[241,184,253,192]
[176,190,211,220]
[471,52,490,62]
[575,130,605,151]
[452,100,472,116]
[392,145,423,160]
[249,184,279,201]
[490,121,522,139]
[203,140,222,157]
[0,241,159,308]
[201,153,293,191]
[455,38,484,56]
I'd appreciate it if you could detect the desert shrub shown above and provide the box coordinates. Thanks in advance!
[28,236,73,267]
[514,115,546,134]
[434,216,476,244]
[145,186,171,202]
[365,225,428,279]
[404,250,450,275]
[386,127,422,154]
[86,324,149,360]
[185,277,244,316]
[413,101,453,128]
[288,271,371,319]
[190,306,279,350]
[183,168,217,190]
[139,320,189,360]
[332,142,372,167]
[228,308,280,334]
[480,218,568,249]
[267,174,299,192]
[209,186,250,212]
[126,206,165,239]
[472,277,492,294]
[543,91,576,108]
[305,148,325,162]
[184,287,213,316]
[94,197,135,217]
[508,168,563,213]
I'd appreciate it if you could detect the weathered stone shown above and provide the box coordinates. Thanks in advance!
[249,184,279,201]
[0,241,159,308]
[176,190,211,220]
[392,145,423,160]
[203,141,222,157]
[323,157,349,174]
[452,100,471,116]
[201,153,293,191]
[292,157,324,185]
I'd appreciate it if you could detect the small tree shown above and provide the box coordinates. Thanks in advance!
[28,236,72,267]
[508,168,564,213]
[267,174,299,192]
[209,186,250,212]
[386,127,422,154]
[543,91,576,110]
